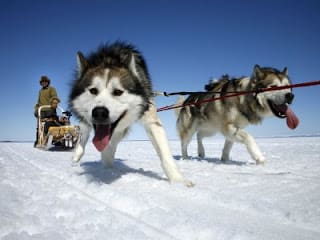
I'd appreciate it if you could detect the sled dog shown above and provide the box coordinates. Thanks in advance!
[69,41,192,186]
[176,65,299,164]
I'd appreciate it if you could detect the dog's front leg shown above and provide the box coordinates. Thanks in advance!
[72,122,91,162]
[221,139,234,162]
[101,131,125,168]
[224,125,265,164]
[101,144,116,168]
[142,104,194,187]
[197,132,205,158]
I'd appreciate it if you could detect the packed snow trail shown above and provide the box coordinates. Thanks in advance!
[1,137,320,239]
[0,144,178,240]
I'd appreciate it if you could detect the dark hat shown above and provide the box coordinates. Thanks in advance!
[40,75,50,83]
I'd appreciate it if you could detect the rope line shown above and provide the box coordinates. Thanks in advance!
[156,80,320,112]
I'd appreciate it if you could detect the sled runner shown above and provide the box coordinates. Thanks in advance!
[36,105,80,150]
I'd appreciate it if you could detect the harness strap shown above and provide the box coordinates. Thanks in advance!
[155,80,320,112]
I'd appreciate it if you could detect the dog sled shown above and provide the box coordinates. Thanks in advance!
[36,105,80,150]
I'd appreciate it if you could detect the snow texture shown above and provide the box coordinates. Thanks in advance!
[1,137,319,240]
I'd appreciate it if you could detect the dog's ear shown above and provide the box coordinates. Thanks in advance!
[253,64,263,80]
[77,51,88,77]
[128,53,139,78]
[282,67,288,76]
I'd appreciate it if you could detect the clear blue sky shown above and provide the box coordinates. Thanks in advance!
[0,0,319,141]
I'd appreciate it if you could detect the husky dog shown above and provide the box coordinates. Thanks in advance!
[176,65,299,164]
[69,41,192,186]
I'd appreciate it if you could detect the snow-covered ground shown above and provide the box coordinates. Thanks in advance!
[0,136,319,240]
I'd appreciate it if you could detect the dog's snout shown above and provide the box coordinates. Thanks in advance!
[92,107,109,122]
[285,93,294,104]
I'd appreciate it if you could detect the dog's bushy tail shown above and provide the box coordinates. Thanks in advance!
[175,96,194,139]
[174,96,185,117]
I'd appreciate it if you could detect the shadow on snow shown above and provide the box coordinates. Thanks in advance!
[173,155,248,166]
[78,159,166,184]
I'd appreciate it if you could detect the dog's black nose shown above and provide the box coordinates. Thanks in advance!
[285,93,294,104]
[92,107,109,123]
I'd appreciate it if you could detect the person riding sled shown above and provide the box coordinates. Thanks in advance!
[34,76,59,147]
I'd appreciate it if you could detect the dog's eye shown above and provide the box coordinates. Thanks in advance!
[89,88,98,95]
[113,89,124,96]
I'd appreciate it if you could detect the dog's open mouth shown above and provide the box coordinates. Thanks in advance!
[267,100,299,129]
[92,111,127,152]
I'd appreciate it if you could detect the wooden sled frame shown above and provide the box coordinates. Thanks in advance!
[36,105,80,150]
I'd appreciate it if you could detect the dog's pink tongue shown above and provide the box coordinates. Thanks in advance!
[92,125,111,152]
[285,106,299,129]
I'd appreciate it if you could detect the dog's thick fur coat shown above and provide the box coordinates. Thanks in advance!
[69,41,192,186]
[176,65,299,163]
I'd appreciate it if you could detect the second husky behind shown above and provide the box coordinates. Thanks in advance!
[176,65,299,164]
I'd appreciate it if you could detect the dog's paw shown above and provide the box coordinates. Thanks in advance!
[256,161,265,165]
[72,145,84,162]
[169,176,195,187]
[183,179,195,187]
[101,158,114,168]
[72,154,81,163]
[181,155,192,160]
[255,156,266,165]
[221,156,230,162]
[71,161,80,167]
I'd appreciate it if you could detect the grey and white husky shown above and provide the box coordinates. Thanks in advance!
[176,65,299,164]
[69,41,192,186]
